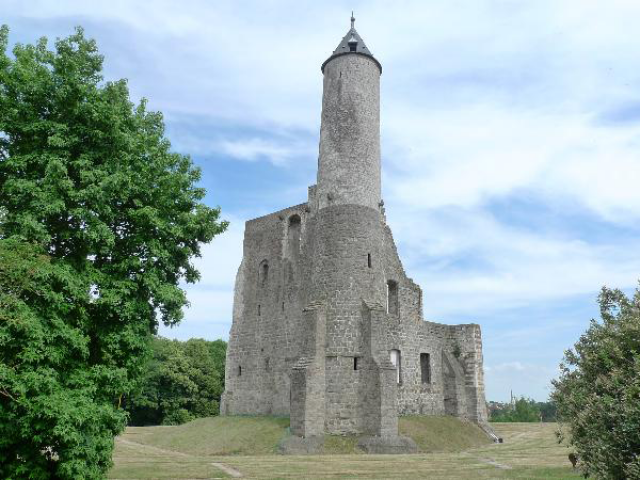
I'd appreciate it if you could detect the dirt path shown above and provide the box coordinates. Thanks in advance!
[211,462,243,478]
[116,437,193,458]
[478,457,512,470]
[116,437,244,478]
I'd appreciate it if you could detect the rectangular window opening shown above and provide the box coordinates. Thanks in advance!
[390,350,401,384]
[354,357,359,371]
[258,304,261,317]
[238,365,242,377]
[367,253,372,268]
[387,281,399,315]
[420,353,431,384]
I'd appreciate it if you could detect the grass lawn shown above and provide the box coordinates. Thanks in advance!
[109,418,582,479]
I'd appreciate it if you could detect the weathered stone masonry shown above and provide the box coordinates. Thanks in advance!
[221,17,491,446]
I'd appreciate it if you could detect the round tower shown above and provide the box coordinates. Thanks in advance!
[307,15,386,361]
[297,16,392,436]
[316,14,382,211]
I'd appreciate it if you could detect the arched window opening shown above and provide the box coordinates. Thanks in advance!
[286,215,301,260]
[390,349,401,384]
[420,353,431,384]
[259,260,269,287]
[387,280,399,315]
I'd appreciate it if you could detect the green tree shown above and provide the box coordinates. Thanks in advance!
[208,338,228,390]
[126,337,227,425]
[183,338,225,418]
[0,239,125,478]
[0,26,227,478]
[491,396,541,422]
[127,337,198,425]
[538,401,556,422]
[552,286,640,479]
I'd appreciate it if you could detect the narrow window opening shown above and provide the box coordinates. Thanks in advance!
[238,366,242,377]
[367,253,372,268]
[390,349,401,384]
[354,357,359,371]
[420,353,431,384]
[282,302,285,312]
[258,304,261,317]
[265,358,270,371]
[286,215,302,261]
[387,280,399,315]
[259,260,269,286]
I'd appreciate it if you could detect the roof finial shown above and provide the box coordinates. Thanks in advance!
[351,11,355,30]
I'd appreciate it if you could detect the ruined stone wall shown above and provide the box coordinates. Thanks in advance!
[448,323,490,422]
[222,204,309,416]
[223,202,489,430]
[378,220,488,420]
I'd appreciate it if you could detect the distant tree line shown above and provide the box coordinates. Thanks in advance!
[489,397,556,422]
[124,337,227,426]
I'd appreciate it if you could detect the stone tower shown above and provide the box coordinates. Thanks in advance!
[316,15,381,211]
[221,16,493,452]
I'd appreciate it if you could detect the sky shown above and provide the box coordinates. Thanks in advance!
[3,0,640,402]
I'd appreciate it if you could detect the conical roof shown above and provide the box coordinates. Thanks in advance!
[321,15,382,73]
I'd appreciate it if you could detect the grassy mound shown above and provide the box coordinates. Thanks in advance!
[112,422,580,479]
[322,416,492,454]
[124,416,290,456]
[399,415,492,452]
[119,415,491,457]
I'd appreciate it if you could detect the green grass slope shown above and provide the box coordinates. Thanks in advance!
[400,415,492,452]
[111,422,581,479]
[123,416,290,456]
[118,415,491,457]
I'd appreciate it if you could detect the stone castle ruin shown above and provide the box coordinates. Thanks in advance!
[222,16,493,451]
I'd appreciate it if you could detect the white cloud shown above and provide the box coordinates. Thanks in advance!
[391,205,640,320]
[486,362,526,373]
[484,362,557,401]
[384,104,640,221]
[218,138,303,166]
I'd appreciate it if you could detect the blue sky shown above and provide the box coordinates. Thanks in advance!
[4,0,640,402]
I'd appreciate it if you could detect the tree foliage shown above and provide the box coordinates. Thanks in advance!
[0,26,227,478]
[552,286,640,479]
[490,397,544,422]
[126,337,227,426]
[0,239,126,478]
